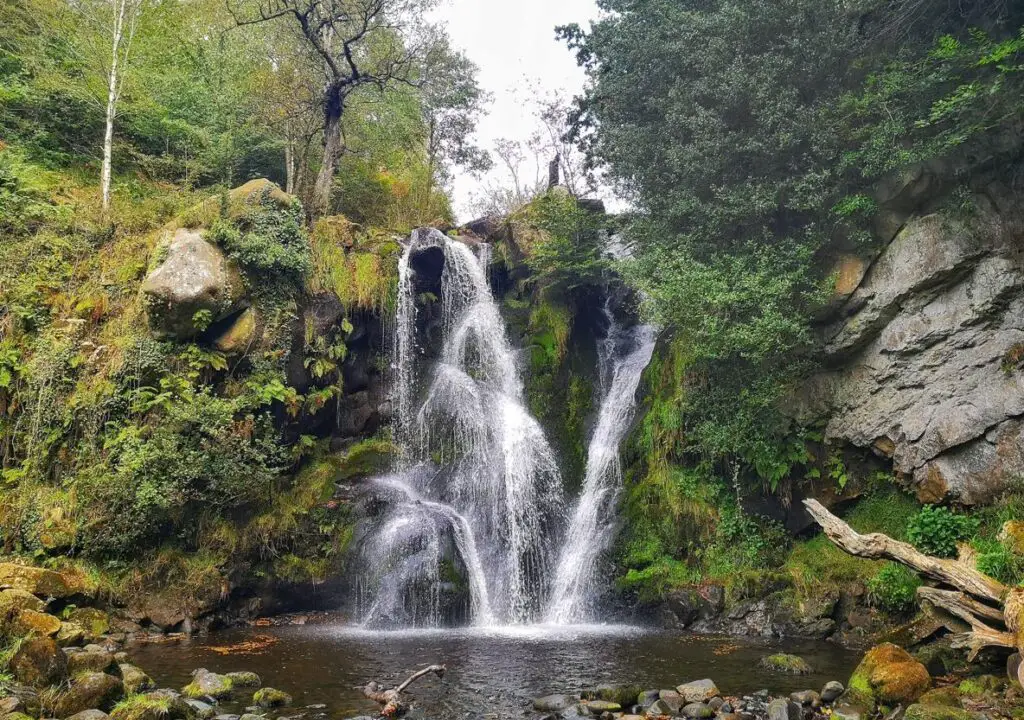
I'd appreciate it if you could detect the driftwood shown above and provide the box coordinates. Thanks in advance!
[362,664,446,717]
[803,499,1024,668]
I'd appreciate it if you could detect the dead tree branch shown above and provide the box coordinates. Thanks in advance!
[362,664,445,717]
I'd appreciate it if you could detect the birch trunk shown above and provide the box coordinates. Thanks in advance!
[311,88,343,220]
[100,0,128,213]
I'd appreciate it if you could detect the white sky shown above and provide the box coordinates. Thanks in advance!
[430,0,602,221]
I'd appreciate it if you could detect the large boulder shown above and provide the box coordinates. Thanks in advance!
[10,636,68,687]
[12,608,61,637]
[847,643,931,708]
[0,589,45,617]
[0,563,82,599]
[119,664,156,694]
[142,229,246,340]
[53,672,124,717]
[66,607,110,641]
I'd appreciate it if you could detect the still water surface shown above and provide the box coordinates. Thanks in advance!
[129,625,861,719]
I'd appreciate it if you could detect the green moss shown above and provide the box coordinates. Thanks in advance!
[111,694,172,720]
[759,653,813,674]
[253,687,291,708]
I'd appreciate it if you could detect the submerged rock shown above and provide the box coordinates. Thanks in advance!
[532,694,573,712]
[760,654,813,675]
[253,688,292,708]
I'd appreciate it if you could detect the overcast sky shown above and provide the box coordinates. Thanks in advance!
[429,0,602,220]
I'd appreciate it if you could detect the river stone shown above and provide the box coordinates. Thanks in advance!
[637,690,659,707]
[226,672,261,688]
[533,694,573,712]
[831,704,866,720]
[767,699,800,720]
[54,672,124,717]
[585,700,622,712]
[0,563,80,599]
[677,680,720,703]
[593,684,641,706]
[68,649,115,675]
[683,702,715,718]
[790,690,820,706]
[649,698,683,716]
[186,700,216,719]
[253,688,291,708]
[66,710,111,720]
[142,229,247,340]
[904,705,983,720]
[111,692,194,720]
[11,636,68,687]
[184,669,234,700]
[821,681,845,703]
[119,664,156,694]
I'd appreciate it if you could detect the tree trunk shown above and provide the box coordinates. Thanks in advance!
[284,128,295,196]
[363,664,445,717]
[803,498,1024,665]
[311,88,343,220]
[101,0,128,213]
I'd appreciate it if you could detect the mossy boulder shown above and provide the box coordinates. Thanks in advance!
[13,609,61,636]
[142,229,247,340]
[10,636,69,687]
[111,693,194,720]
[67,710,113,720]
[252,688,291,708]
[53,672,124,716]
[211,308,259,354]
[760,654,813,675]
[847,643,931,707]
[224,672,260,689]
[68,649,115,675]
[0,563,81,599]
[183,669,233,700]
[56,621,87,647]
[66,608,110,640]
[118,664,155,694]
[0,589,45,617]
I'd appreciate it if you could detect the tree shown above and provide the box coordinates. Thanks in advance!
[227,0,439,219]
[419,38,491,203]
[70,0,149,212]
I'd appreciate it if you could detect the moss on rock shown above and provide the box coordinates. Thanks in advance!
[848,643,931,708]
[760,653,813,675]
[253,687,291,708]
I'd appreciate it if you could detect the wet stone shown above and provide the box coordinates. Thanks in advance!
[822,682,845,704]
[767,698,800,720]
[637,690,659,707]
[790,691,820,706]
[683,701,715,718]
[533,695,574,712]
[678,680,720,703]
[187,700,216,719]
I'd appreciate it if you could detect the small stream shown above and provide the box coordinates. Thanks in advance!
[128,625,861,719]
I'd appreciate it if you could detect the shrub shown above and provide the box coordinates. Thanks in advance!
[867,562,921,613]
[906,505,979,558]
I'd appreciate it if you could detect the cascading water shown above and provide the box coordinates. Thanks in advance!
[545,310,657,624]
[352,228,564,627]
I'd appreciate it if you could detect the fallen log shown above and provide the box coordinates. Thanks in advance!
[362,664,446,717]
[803,499,1007,602]
[803,498,1021,663]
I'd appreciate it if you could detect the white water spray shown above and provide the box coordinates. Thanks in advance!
[545,310,657,623]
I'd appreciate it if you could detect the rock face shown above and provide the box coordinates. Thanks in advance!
[10,637,68,687]
[803,178,1024,504]
[142,229,246,340]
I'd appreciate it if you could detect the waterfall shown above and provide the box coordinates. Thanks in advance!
[545,310,657,624]
[353,228,564,627]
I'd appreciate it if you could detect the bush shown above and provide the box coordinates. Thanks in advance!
[906,505,979,558]
[867,562,921,613]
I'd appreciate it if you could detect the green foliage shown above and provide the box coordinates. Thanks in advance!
[516,191,608,292]
[207,189,311,292]
[867,563,922,614]
[906,505,979,558]
[560,0,1024,486]
[972,537,1024,586]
